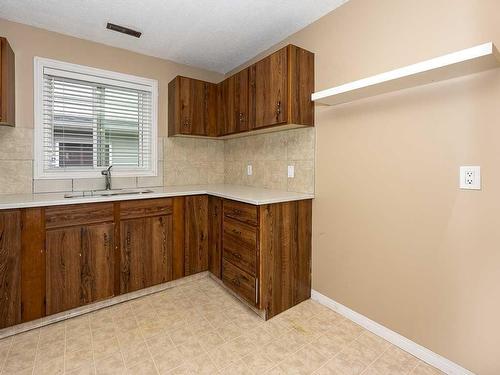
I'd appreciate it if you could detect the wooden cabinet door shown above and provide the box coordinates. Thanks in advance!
[120,218,144,293]
[208,196,222,278]
[46,223,114,315]
[178,77,204,135]
[250,47,288,129]
[205,82,218,137]
[184,195,208,276]
[219,69,249,135]
[82,224,115,304]
[219,77,235,135]
[178,77,217,136]
[120,215,172,293]
[234,68,249,132]
[0,210,21,328]
[150,215,173,285]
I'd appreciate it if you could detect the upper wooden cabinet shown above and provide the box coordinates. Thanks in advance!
[168,44,314,138]
[168,76,218,137]
[249,45,314,130]
[249,47,288,129]
[0,37,15,127]
[219,68,250,135]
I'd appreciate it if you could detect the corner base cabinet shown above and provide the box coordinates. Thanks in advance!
[0,195,312,331]
[216,199,312,319]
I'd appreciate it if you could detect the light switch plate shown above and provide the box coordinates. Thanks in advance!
[459,166,481,190]
[288,165,295,178]
[247,165,253,176]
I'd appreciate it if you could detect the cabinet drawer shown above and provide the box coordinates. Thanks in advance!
[45,203,114,229]
[223,200,258,226]
[223,218,257,275]
[222,259,256,305]
[120,198,173,219]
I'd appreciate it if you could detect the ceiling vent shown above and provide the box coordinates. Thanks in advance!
[106,23,142,38]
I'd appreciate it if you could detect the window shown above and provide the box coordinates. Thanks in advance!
[34,57,158,179]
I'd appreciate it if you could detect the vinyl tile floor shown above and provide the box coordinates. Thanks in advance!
[0,276,444,374]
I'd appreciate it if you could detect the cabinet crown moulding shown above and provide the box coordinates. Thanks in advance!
[312,42,500,106]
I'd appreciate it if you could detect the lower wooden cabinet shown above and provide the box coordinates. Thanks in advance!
[120,215,173,293]
[222,258,257,305]
[0,195,312,329]
[218,199,312,319]
[184,195,208,276]
[0,210,21,329]
[46,223,115,315]
[208,196,222,278]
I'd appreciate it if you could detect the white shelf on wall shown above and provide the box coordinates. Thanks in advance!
[312,42,500,106]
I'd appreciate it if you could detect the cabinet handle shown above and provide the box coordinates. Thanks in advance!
[276,101,281,116]
[230,250,242,260]
[239,112,244,122]
[126,231,131,247]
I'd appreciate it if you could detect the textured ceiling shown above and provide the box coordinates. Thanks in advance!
[0,0,347,73]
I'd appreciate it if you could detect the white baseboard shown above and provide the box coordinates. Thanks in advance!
[311,289,475,375]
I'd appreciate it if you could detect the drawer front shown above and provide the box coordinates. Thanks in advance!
[223,218,257,275]
[222,259,257,305]
[223,200,258,226]
[120,198,173,219]
[45,203,114,229]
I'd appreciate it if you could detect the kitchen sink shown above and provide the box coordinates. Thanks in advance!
[64,188,154,198]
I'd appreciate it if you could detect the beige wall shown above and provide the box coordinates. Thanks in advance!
[232,0,498,373]
[0,18,224,193]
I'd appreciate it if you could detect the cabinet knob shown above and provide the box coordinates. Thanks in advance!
[230,250,242,259]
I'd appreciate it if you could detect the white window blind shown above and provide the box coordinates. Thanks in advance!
[34,58,158,179]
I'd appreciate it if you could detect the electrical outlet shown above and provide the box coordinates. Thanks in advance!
[247,164,253,176]
[288,165,295,178]
[459,166,481,190]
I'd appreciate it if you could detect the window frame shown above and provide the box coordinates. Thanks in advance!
[34,57,158,179]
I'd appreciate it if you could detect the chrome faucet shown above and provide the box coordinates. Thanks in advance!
[101,165,113,190]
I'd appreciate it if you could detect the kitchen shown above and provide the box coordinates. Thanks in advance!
[0,1,498,374]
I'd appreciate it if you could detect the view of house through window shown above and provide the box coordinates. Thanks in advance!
[35,58,157,178]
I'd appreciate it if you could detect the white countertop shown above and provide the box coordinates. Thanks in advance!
[0,184,314,210]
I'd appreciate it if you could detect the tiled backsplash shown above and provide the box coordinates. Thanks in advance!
[224,128,315,194]
[0,127,33,194]
[0,127,314,195]
[164,137,225,186]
